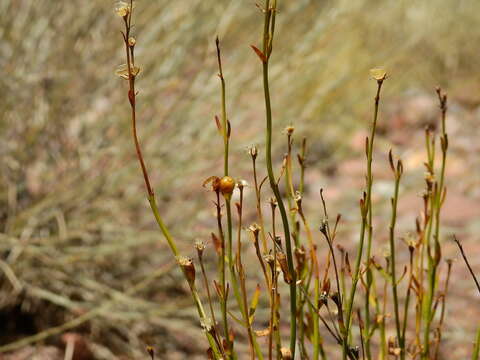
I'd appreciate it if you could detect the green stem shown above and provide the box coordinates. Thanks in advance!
[422,91,448,360]
[261,1,297,356]
[389,166,403,358]
[363,78,384,359]
[473,327,480,360]
[343,77,385,360]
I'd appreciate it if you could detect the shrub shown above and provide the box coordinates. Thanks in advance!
[117,1,480,359]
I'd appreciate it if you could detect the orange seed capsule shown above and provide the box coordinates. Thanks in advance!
[219,176,235,198]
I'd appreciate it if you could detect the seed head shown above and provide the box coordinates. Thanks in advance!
[115,1,132,18]
[219,176,235,198]
[248,223,261,237]
[237,179,249,190]
[284,125,295,136]
[370,68,387,81]
[177,256,196,287]
[195,239,206,257]
[264,254,275,266]
[280,347,292,360]
[146,346,154,360]
[277,252,292,284]
[128,36,136,47]
[249,145,258,160]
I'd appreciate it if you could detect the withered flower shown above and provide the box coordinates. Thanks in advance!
[177,256,196,287]
[237,179,249,190]
[115,1,134,18]
[128,36,136,47]
[202,176,221,193]
[277,251,292,284]
[248,223,261,237]
[284,125,295,136]
[280,347,292,360]
[248,145,258,160]
[194,239,206,257]
[370,68,387,81]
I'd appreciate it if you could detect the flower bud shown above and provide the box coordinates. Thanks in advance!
[249,146,258,160]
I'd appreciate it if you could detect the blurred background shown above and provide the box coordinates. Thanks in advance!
[1,0,479,359]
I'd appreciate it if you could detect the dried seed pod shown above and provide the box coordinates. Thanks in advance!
[294,191,303,213]
[128,37,136,47]
[146,346,154,360]
[388,336,401,356]
[211,232,222,256]
[269,197,277,209]
[277,252,292,284]
[203,176,221,193]
[249,145,258,160]
[219,176,235,199]
[322,277,331,296]
[115,1,133,18]
[200,317,215,332]
[264,253,275,267]
[295,246,306,276]
[318,291,328,309]
[350,346,360,359]
[237,179,248,190]
[319,218,328,237]
[248,223,261,238]
[280,347,293,360]
[177,256,196,287]
[195,239,206,257]
[284,125,295,136]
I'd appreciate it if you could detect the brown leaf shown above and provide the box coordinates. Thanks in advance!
[250,45,267,63]
[211,232,222,255]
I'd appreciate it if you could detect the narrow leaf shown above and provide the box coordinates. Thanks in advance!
[250,45,267,63]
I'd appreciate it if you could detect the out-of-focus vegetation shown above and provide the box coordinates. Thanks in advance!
[1,0,480,358]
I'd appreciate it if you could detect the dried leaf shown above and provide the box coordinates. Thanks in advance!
[250,45,267,63]
[248,284,261,324]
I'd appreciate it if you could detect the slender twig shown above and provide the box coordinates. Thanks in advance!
[363,72,386,360]
[453,235,480,360]
[257,0,297,356]
[343,72,386,360]
[388,151,404,359]
[422,88,448,360]
[454,236,480,294]
[118,4,220,356]
[433,259,453,360]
